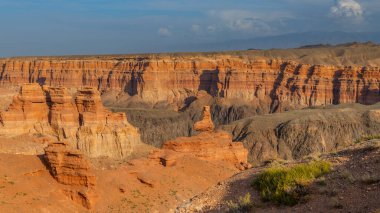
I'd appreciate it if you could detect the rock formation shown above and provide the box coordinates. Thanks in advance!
[194,106,214,132]
[75,87,141,158]
[0,56,379,112]
[0,83,50,135]
[152,106,251,170]
[44,142,97,209]
[222,103,380,163]
[0,83,141,158]
[162,131,250,170]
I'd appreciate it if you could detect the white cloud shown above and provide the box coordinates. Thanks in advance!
[208,9,286,33]
[331,0,363,20]
[228,18,271,32]
[191,24,201,33]
[158,27,171,37]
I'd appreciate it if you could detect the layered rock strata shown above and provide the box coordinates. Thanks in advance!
[0,57,379,112]
[152,106,251,170]
[0,83,141,158]
[44,142,97,209]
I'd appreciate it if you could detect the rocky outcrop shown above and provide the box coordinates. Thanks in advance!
[0,57,379,112]
[44,142,97,209]
[47,86,80,140]
[0,84,141,158]
[162,131,250,170]
[44,142,96,187]
[152,106,251,170]
[0,84,50,135]
[194,106,214,132]
[75,88,141,158]
[222,103,380,163]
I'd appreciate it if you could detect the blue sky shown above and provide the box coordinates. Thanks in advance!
[0,0,379,56]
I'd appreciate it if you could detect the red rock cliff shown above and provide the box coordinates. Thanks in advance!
[44,142,97,209]
[0,56,379,111]
[0,83,142,159]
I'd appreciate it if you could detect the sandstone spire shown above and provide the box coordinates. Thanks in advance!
[194,106,215,132]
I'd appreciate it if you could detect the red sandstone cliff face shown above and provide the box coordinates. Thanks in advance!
[44,142,97,209]
[0,83,141,158]
[0,57,379,111]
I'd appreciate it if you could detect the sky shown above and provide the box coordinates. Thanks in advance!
[0,0,379,57]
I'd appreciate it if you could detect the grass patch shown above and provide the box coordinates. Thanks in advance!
[252,161,331,206]
[226,193,253,213]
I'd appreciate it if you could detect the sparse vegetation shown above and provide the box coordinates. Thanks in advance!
[226,193,253,213]
[360,174,380,185]
[354,135,380,144]
[252,161,332,206]
[340,169,356,183]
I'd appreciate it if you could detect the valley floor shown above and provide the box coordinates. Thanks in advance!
[0,141,238,213]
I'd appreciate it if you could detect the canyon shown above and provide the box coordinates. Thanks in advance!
[0,43,379,212]
[0,90,250,211]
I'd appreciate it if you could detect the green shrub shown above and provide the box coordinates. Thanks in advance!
[252,161,331,206]
[226,193,253,213]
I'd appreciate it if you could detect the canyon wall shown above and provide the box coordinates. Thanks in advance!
[0,83,142,159]
[0,56,379,112]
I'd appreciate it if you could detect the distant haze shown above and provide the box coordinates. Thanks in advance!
[0,0,380,57]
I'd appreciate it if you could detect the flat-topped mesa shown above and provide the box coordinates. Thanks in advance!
[194,106,214,132]
[157,106,250,170]
[46,86,79,140]
[44,142,97,209]
[0,83,142,159]
[0,83,50,135]
[74,87,140,158]
[75,87,106,125]
[0,57,379,111]
[75,87,127,126]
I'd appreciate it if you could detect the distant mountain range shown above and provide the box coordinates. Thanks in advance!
[185,31,380,51]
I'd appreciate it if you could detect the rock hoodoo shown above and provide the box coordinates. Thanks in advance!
[194,106,214,132]
[44,142,97,209]
[0,83,141,159]
[153,106,251,170]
